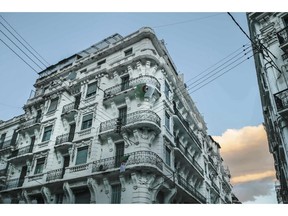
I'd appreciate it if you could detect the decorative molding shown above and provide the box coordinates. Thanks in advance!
[107,137,114,152]
[63,182,74,204]
[132,130,140,145]
[22,190,31,204]
[119,174,126,192]
[87,178,97,203]
[103,177,110,194]
[131,172,138,190]
[41,186,51,204]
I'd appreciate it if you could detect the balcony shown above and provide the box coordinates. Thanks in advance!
[274,89,288,117]
[99,110,161,138]
[177,175,206,203]
[54,133,74,153]
[211,181,220,195]
[19,117,41,133]
[277,26,288,53]
[174,141,204,177]
[103,75,161,104]
[8,145,33,163]
[92,150,163,173]
[173,109,202,150]
[61,102,78,122]
[46,168,64,182]
[4,178,20,190]
[0,140,13,154]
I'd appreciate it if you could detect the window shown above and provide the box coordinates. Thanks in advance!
[86,82,97,98]
[97,59,106,66]
[165,146,171,166]
[75,146,88,165]
[115,142,125,168]
[81,113,93,130]
[34,158,45,174]
[164,81,170,99]
[47,98,58,113]
[165,112,170,130]
[121,76,130,91]
[74,188,91,204]
[42,125,52,142]
[0,133,6,149]
[124,48,133,56]
[111,184,121,204]
[118,107,127,125]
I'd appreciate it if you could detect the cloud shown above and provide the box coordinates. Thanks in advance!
[213,125,276,203]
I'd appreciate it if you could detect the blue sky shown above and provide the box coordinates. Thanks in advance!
[0,1,282,205]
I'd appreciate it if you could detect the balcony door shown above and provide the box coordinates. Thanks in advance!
[29,136,35,152]
[61,155,70,178]
[18,166,27,187]
[119,107,127,125]
[68,123,76,142]
[74,94,81,110]
[121,76,129,91]
[115,142,125,168]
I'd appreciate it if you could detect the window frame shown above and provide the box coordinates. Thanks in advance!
[75,146,88,165]
[165,112,170,130]
[86,82,97,98]
[165,146,171,166]
[42,125,53,142]
[34,157,45,174]
[81,113,93,130]
[111,184,122,204]
[47,97,59,113]
[124,48,133,56]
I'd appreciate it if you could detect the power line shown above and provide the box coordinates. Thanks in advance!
[227,12,282,74]
[190,53,255,94]
[152,13,225,29]
[0,20,48,68]
[0,37,38,73]
[0,28,44,70]
[0,15,50,66]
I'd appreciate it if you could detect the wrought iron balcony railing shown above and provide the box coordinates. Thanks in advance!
[20,117,41,128]
[0,140,12,150]
[4,178,19,190]
[277,26,288,46]
[177,175,206,203]
[92,150,163,172]
[173,108,202,149]
[274,88,288,112]
[103,75,160,100]
[99,110,160,133]
[8,145,33,159]
[55,133,74,145]
[46,168,64,181]
[62,102,78,114]
[212,182,220,194]
[174,141,204,175]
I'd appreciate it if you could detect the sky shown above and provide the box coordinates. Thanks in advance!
[0,0,282,206]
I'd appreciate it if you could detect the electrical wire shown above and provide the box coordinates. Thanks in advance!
[0,20,48,68]
[152,13,225,29]
[0,29,44,70]
[0,15,50,66]
[0,37,38,73]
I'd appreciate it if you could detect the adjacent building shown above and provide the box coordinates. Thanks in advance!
[247,12,288,203]
[0,27,233,204]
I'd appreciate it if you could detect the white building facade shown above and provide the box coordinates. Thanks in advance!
[247,12,288,203]
[0,27,233,204]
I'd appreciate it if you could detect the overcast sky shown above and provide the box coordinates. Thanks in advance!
[0,0,283,205]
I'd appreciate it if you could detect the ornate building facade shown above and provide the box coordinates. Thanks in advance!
[247,12,288,203]
[0,27,233,204]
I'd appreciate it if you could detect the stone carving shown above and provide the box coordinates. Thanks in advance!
[63,182,74,204]
[103,178,110,194]
[87,178,97,203]
[41,186,51,204]
[22,190,31,204]
[119,175,126,192]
